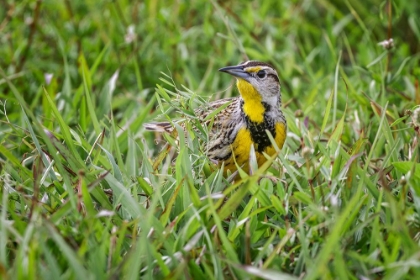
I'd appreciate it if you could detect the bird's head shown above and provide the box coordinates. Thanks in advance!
[219,60,281,108]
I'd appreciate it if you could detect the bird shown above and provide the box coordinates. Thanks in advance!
[144,60,287,173]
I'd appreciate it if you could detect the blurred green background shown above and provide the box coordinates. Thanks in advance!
[1,0,418,123]
[1,0,420,279]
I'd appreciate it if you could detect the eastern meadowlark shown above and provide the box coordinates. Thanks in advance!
[145,60,287,173]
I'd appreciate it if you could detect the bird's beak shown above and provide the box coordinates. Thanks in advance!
[218,65,250,80]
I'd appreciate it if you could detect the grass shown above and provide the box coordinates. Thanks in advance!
[1,0,420,279]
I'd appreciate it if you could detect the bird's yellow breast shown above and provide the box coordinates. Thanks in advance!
[223,122,286,172]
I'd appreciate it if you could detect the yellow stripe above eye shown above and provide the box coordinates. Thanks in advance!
[244,66,262,73]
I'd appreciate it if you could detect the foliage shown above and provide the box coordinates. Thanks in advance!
[1,0,420,279]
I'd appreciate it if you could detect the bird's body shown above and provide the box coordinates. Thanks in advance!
[145,60,287,173]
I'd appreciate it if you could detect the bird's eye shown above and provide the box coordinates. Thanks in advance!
[256,70,266,78]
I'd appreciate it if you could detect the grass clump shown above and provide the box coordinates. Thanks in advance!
[1,0,420,279]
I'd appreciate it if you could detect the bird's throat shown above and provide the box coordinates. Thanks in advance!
[237,79,265,123]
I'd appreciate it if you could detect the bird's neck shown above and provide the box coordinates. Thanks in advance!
[237,79,266,123]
